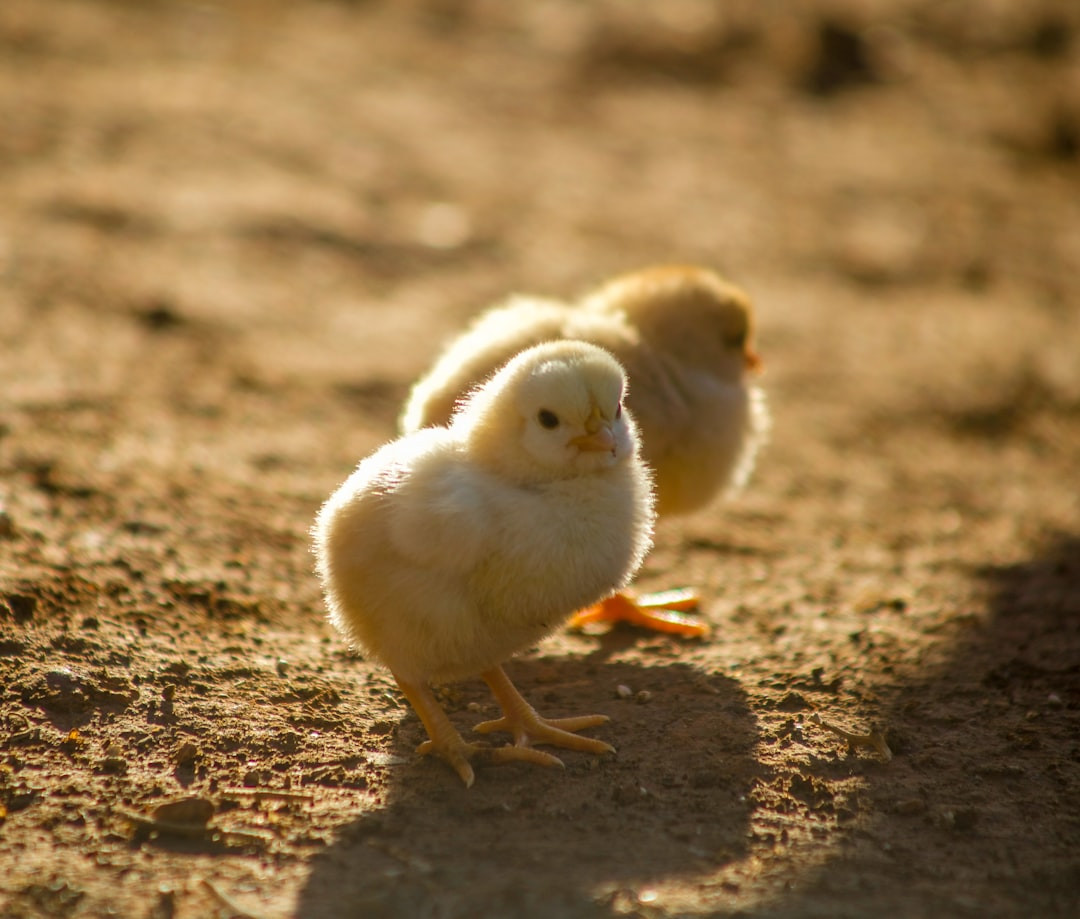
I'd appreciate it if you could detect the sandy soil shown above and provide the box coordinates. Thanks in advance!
[2,1,1079,917]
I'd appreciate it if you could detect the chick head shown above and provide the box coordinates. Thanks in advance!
[586,265,762,382]
[455,341,637,483]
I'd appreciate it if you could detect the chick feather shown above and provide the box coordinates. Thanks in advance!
[313,340,654,785]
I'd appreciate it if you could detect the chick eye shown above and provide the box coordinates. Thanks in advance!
[537,409,560,429]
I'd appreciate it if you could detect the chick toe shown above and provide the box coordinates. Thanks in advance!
[394,674,481,786]
[399,673,572,785]
[476,745,566,770]
[567,589,708,638]
[415,737,477,788]
[474,667,616,756]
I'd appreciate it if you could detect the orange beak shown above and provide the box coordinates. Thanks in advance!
[745,346,764,374]
[570,426,617,454]
[570,406,617,455]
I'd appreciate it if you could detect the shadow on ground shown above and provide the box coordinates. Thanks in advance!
[297,656,759,919]
[746,535,1080,919]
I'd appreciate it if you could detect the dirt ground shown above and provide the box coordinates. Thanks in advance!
[2,1,1079,917]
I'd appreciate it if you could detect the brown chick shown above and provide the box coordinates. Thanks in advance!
[400,265,768,637]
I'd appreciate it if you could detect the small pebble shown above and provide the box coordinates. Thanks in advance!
[895,797,926,816]
[416,202,471,249]
[153,796,214,827]
[100,755,128,775]
[615,684,633,699]
[612,781,648,805]
[175,742,198,766]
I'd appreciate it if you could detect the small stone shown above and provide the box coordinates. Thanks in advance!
[635,690,652,704]
[153,796,214,827]
[175,742,198,766]
[100,756,128,775]
[776,691,810,712]
[416,202,471,250]
[894,797,926,816]
[612,781,649,805]
[151,889,176,919]
[2,594,37,623]
[615,684,633,699]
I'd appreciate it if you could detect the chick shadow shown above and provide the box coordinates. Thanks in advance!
[297,652,761,919]
[742,533,1080,918]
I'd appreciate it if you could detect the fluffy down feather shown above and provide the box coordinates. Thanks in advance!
[313,340,654,785]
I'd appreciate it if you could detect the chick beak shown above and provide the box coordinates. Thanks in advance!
[744,346,764,374]
[569,407,617,456]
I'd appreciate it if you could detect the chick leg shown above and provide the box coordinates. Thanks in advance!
[473,666,616,756]
[393,674,562,788]
[566,588,708,638]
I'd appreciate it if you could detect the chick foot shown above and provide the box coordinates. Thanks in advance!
[395,674,563,788]
[473,666,616,757]
[566,588,708,638]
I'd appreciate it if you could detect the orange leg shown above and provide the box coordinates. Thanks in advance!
[393,673,561,788]
[566,588,708,638]
[473,665,615,757]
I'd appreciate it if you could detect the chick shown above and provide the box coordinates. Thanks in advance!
[400,265,768,637]
[313,341,654,787]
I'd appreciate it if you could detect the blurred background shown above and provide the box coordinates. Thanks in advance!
[3,0,1078,395]
[1,2,1078,917]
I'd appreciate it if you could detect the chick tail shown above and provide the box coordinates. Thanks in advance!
[566,589,709,638]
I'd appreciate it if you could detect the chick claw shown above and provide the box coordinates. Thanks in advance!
[475,666,616,757]
[416,738,563,789]
[567,588,709,638]
[395,670,606,788]
[473,712,614,756]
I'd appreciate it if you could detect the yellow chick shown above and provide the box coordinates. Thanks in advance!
[313,341,654,787]
[400,265,768,637]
